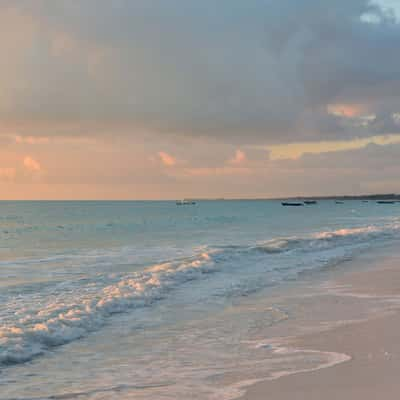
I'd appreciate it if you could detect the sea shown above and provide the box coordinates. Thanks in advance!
[1,200,400,399]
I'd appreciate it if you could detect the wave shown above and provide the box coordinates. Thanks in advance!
[1,220,400,367]
[253,223,400,254]
[0,252,218,366]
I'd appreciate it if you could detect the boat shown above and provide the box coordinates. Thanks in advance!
[335,201,344,204]
[176,199,196,205]
[281,202,304,207]
[377,200,395,204]
[304,200,317,205]
[362,200,369,203]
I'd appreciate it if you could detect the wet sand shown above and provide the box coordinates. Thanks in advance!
[239,251,400,400]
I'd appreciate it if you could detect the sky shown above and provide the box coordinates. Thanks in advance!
[1,0,400,199]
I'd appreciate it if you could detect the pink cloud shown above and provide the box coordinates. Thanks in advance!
[327,103,365,118]
[158,151,177,166]
[229,149,246,165]
[23,156,41,172]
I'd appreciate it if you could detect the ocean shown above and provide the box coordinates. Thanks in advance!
[1,200,400,399]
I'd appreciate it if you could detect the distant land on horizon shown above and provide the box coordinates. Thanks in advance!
[191,194,400,201]
[277,193,400,201]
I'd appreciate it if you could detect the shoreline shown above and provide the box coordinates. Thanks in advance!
[238,249,400,399]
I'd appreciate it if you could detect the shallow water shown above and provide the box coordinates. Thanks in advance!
[1,200,400,399]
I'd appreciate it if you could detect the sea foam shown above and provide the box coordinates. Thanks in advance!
[1,220,400,366]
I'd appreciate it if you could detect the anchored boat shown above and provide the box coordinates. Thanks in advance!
[176,199,196,205]
[281,202,304,207]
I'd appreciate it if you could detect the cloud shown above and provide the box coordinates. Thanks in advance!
[23,156,41,172]
[265,134,400,160]
[1,1,400,199]
[0,129,397,198]
[158,151,177,166]
[0,0,399,145]
[327,104,367,118]
[228,149,246,165]
[15,136,49,144]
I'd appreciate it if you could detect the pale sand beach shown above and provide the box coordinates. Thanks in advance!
[240,251,400,400]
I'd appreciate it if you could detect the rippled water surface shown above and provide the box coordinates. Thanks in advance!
[1,200,400,399]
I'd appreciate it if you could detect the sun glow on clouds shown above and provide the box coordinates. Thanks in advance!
[23,156,41,172]
[158,152,177,166]
[327,104,376,127]
[266,135,400,160]
[327,104,366,118]
[229,149,246,165]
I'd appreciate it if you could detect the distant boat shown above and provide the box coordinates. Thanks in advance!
[304,200,317,205]
[176,199,196,205]
[377,200,395,204]
[281,202,304,207]
[362,200,369,203]
[335,201,344,204]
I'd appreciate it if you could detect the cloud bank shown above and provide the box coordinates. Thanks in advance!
[0,0,399,144]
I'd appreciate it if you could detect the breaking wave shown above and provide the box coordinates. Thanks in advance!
[1,220,400,366]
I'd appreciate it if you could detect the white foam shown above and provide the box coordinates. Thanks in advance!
[254,220,400,255]
[0,252,217,365]
[2,219,400,366]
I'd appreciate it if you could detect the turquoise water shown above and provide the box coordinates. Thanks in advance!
[1,200,400,399]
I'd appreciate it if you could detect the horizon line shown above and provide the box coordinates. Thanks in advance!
[0,193,398,202]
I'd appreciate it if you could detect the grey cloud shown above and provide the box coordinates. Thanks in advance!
[2,0,400,144]
[288,142,400,171]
